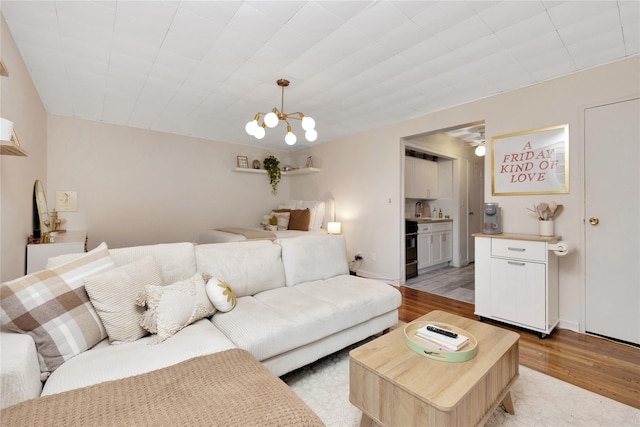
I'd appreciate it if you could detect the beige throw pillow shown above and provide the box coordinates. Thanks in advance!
[137,273,215,343]
[84,256,163,344]
[288,208,311,231]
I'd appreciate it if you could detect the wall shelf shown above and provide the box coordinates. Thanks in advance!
[234,167,321,176]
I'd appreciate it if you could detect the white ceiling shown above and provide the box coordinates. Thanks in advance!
[1,1,638,151]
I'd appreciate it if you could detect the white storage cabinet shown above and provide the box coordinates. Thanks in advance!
[474,234,559,338]
[27,230,88,274]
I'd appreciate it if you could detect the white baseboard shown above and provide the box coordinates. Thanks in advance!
[558,319,580,332]
[356,269,400,286]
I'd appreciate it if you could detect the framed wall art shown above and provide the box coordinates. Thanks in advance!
[492,124,569,195]
[236,156,249,168]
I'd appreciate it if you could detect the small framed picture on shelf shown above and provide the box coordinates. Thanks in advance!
[237,156,249,168]
[306,156,313,168]
[252,159,261,169]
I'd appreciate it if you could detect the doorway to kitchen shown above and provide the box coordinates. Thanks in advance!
[401,121,485,304]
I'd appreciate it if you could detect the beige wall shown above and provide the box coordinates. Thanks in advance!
[303,56,639,332]
[46,115,294,250]
[0,15,47,281]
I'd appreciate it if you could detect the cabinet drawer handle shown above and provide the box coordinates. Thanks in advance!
[508,261,526,266]
[507,247,526,252]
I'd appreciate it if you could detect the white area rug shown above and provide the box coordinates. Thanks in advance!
[283,342,640,427]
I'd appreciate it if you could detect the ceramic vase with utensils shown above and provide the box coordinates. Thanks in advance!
[538,219,554,236]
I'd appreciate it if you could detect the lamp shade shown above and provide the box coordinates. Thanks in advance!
[245,120,258,136]
[253,126,266,139]
[264,112,279,128]
[305,129,318,142]
[285,131,297,145]
[301,116,315,131]
[475,144,486,156]
[327,222,341,234]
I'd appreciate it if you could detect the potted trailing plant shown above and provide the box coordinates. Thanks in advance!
[263,155,281,194]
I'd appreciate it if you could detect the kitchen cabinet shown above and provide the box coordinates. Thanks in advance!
[431,226,453,265]
[27,230,87,274]
[417,231,431,270]
[405,156,438,199]
[417,222,452,271]
[474,234,559,337]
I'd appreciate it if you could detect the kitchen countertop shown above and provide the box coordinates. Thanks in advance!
[406,217,453,223]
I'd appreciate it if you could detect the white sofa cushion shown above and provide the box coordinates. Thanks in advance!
[108,242,197,284]
[0,332,43,409]
[84,256,163,343]
[195,241,285,297]
[41,319,236,396]
[211,275,400,362]
[277,235,349,286]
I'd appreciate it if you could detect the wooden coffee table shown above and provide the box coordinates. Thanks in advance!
[349,310,519,427]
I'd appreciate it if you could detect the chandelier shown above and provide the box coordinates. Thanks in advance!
[245,79,317,146]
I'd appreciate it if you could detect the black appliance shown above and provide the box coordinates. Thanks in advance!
[405,220,418,279]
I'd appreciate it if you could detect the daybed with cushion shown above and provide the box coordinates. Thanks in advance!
[198,199,329,243]
[0,234,401,424]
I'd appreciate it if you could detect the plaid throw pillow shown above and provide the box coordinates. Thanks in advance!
[1,242,114,376]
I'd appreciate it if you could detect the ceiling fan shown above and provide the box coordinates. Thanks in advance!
[468,125,486,157]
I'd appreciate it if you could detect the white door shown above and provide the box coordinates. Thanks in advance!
[467,161,484,262]
[584,98,640,345]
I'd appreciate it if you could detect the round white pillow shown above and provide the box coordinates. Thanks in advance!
[205,278,237,312]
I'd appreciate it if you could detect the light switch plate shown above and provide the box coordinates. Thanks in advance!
[56,191,78,211]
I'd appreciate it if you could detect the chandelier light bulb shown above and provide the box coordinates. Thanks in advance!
[301,116,315,131]
[285,131,297,145]
[305,129,318,142]
[475,144,486,157]
[254,126,266,139]
[245,120,258,136]
[264,112,279,128]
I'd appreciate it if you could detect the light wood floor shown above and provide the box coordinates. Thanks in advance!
[398,286,640,409]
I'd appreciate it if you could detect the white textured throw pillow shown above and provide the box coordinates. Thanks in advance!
[270,210,291,230]
[137,273,215,343]
[205,278,237,312]
[84,256,163,344]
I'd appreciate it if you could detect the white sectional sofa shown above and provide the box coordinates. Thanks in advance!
[1,234,401,409]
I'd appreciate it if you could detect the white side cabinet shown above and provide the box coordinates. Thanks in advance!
[474,234,559,337]
[27,230,88,273]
